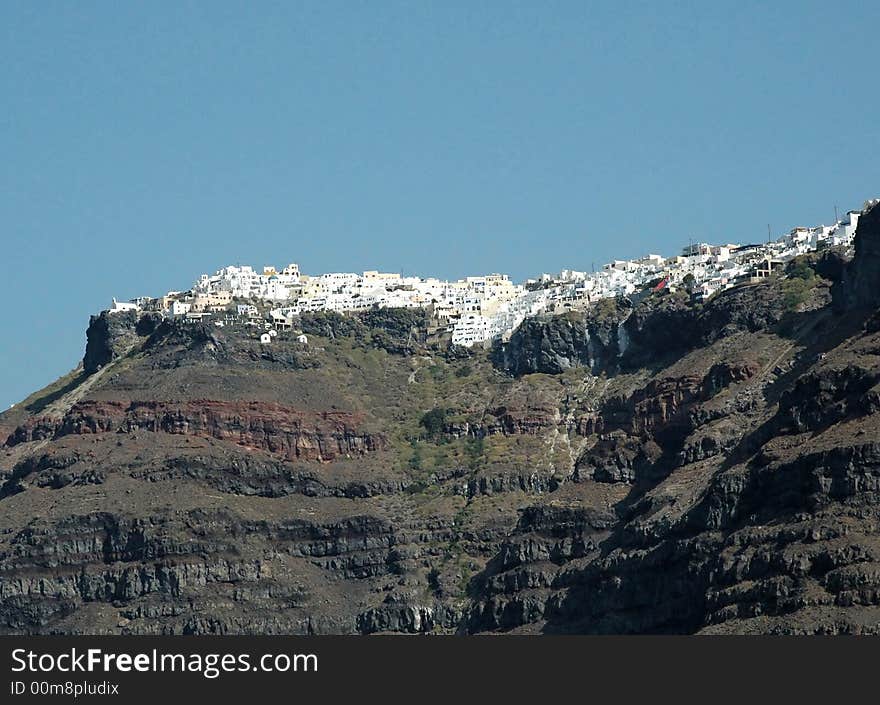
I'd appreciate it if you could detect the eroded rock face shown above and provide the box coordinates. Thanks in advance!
[5,400,386,462]
[83,311,160,373]
[465,426,880,634]
[840,202,880,309]
[492,315,596,376]
[299,308,429,355]
[0,509,465,634]
[493,280,789,378]
[776,365,880,434]
[3,206,880,635]
[492,302,629,376]
[460,212,880,635]
[442,405,558,438]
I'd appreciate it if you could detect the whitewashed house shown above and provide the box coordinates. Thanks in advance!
[171,300,192,316]
[108,298,139,314]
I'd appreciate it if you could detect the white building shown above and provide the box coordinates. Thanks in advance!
[171,301,192,316]
[132,197,877,348]
[108,298,139,314]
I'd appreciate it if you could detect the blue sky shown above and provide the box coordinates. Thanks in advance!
[2,1,878,408]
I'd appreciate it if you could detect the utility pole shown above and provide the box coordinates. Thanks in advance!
[767,224,771,244]
[834,205,839,224]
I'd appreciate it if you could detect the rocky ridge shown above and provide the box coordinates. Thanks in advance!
[1,203,879,634]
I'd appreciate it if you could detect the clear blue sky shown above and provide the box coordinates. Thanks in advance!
[2,1,878,408]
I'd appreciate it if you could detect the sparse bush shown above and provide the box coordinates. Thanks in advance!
[408,439,423,470]
[419,407,447,437]
[788,259,816,282]
[298,307,429,355]
[361,307,428,338]
[298,311,364,339]
[464,436,485,470]
[781,276,813,312]
[427,567,442,596]
[682,272,696,292]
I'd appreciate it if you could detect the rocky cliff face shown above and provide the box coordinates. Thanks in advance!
[83,310,161,374]
[5,400,386,462]
[2,204,879,635]
[491,300,629,376]
[463,203,880,635]
[493,278,791,377]
[840,203,880,310]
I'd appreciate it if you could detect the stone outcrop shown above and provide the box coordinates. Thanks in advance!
[441,405,558,438]
[83,311,160,374]
[494,280,789,377]
[840,201,880,309]
[492,301,629,376]
[0,509,467,634]
[5,400,386,462]
[298,308,429,355]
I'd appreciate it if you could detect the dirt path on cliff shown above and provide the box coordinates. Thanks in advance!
[2,362,117,471]
[42,364,114,418]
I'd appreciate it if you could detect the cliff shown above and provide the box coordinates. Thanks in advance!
[83,310,161,374]
[840,202,880,309]
[1,205,880,634]
[492,282,792,380]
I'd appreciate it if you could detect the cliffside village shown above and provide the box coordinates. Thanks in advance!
[109,201,876,348]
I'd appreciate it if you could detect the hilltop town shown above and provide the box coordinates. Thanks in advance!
[5,198,880,636]
[108,200,876,347]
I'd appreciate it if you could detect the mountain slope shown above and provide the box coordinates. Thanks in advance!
[2,204,880,634]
